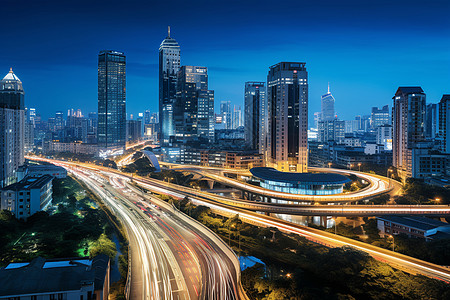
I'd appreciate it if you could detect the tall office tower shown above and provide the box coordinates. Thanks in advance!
[0,69,25,187]
[175,66,214,143]
[144,110,151,125]
[244,82,266,152]
[126,120,142,143]
[425,103,438,139]
[98,50,126,152]
[220,100,232,129]
[371,105,390,128]
[392,87,426,179]
[159,27,181,145]
[232,105,243,129]
[266,62,308,172]
[439,95,450,153]
[55,111,64,131]
[321,84,335,121]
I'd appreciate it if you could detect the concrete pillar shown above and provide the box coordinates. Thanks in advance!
[207,179,214,190]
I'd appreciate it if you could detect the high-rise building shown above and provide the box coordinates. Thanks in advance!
[220,101,232,130]
[377,124,393,151]
[98,50,126,153]
[175,66,214,143]
[425,103,438,139]
[244,82,266,152]
[0,68,25,187]
[313,112,321,130]
[24,108,34,152]
[371,105,390,128]
[55,111,64,131]
[318,120,345,143]
[232,105,243,129]
[266,62,308,172]
[439,95,450,153]
[321,84,335,121]
[126,119,142,143]
[159,27,180,145]
[392,87,426,180]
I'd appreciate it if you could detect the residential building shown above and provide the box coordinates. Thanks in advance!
[0,255,110,300]
[1,175,53,220]
[17,164,67,181]
[0,68,25,187]
[98,50,126,153]
[232,105,243,129]
[244,82,266,152]
[266,62,308,172]
[439,95,450,153]
[392,87,426,180]
[159,27,181,145]
[376,124,393,150]
[321,83,335,121]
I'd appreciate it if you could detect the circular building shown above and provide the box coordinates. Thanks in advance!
[250,167,351,195]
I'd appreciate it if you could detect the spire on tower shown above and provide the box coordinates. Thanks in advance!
[328,82,330,94]
[168,26,171,38]
[9,67,13,73]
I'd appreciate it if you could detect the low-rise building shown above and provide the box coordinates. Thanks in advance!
[49,142,98,155]
[0,255,110,300]
[377,216,450,240]
[0,175,53,220]
[17,164,67,181]
[180,148,263,169]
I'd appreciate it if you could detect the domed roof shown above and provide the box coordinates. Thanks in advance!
[2,68,21,82]
[1,68,23,92]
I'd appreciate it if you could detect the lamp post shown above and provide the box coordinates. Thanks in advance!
[389,235,395,252]
[328,162,332,168]
[358,163,361,172]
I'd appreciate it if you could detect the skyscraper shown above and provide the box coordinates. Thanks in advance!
[232,105,243,129]
[220,101,232,130]
[392,87,426,179]
[244,82,266,152]
[175,66,214,143]
[266,62,308,172]
[425,103,438,139]
[0,68,25,187]
[98,50,126,153]
[371,105,390,128]
[321,84,335,121]
[159,27,181,145]
[439,95,450,153]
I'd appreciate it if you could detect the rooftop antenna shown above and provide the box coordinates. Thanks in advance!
[328,82,330,94]
[9,67,13,73]
[168,26,171,38]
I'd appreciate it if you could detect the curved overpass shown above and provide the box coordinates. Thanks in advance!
[170,165,394,204]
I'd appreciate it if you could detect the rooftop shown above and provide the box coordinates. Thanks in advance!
[0,255,109,297]
[1,174,53,191]
[2,68,21,82]
[250,167,351,184]
[394,87,424,97]
[378,216,450,231]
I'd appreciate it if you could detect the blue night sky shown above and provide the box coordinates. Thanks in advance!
[1,0,449,125]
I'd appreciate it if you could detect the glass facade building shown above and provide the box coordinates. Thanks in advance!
[0,69,25,187]
[267,62,308,173]
[159,28,181,145]
[244,82,266,152]
[251,167,350,195]
[98,50,126,153]
[321,84,335,121]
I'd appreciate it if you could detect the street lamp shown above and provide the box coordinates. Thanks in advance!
[389,235,395,252]
[358,163,361,172]
[387,169,393,188]
[349,164,354,170]
[328,162,332,168]
[435,198,441,203]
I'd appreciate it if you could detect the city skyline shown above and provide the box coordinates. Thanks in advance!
[1,0,448,123]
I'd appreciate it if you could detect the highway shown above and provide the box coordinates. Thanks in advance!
[166,164,395,203]
[27,157,450,283]
[66,164,245,299]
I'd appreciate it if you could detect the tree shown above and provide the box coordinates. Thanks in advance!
[89,234,117,260]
